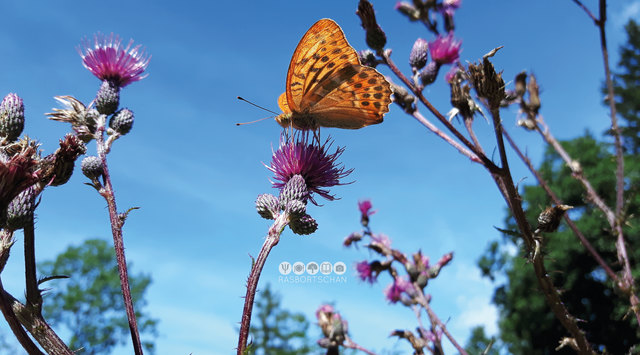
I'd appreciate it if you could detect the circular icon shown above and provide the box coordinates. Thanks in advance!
[320,261,332,275]
[293,262,305,275]
[279,262,292,275]
[306,262,319,275]
[333,262,347,275]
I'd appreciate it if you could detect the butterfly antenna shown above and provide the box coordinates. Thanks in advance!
[237,96,279,115]
[236,115,273,126]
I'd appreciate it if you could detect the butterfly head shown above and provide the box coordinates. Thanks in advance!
[275,113,292,128]
[275,112,320,131]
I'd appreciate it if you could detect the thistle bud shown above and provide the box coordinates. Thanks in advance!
[285,199,306,218]
[109,108,134,135]
[81,155,103,180]
[278,174,308,208]
[95,80,120,115]
[289,214,318,235]
[255,193,280,220]
[357,0,387,51]
[409,38,429,70]
[0,93,25,142]
[5,185,38,230]
[417,61,440,87]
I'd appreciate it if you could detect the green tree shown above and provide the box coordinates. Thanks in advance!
[475,20,640,353]
[608,19,640,154]
[249,284,314,355]
[38,239,158,354]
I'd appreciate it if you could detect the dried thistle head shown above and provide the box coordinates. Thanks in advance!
[38,134,86,187]
[535,204,573,234]
[467,47,506,109]
[46,96,99,143]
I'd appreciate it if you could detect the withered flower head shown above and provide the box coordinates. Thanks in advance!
[467,47,505,109]
[357,0,387,51]
[47,96,99,142]
[0,143,40,213]
[39,134,86,186]
[535,204,573,234]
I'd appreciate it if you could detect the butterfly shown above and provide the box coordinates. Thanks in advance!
[275,19,392,130]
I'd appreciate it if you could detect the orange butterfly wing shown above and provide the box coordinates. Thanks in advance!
[285,19,360,112]
[279,18,391,129]
[308,66,392,129]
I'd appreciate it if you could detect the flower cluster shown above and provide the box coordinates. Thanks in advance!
[344,199,454,351]
[316,304,349,351]
[255,132,352,235]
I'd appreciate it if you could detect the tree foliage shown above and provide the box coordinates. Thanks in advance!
[38,239,158,354]
[608,19,640,154]
[248,284,314,355]
[475,19,640,354]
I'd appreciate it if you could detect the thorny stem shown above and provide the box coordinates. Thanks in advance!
[0,280,43,354]
[95,119,144,355]
[503,129,619,284]
[413,284,467,355]
[5,289,72,355]
[379,50,500,173]
[535,115,640,323]
[23,216,42,311]
[489,109,594,354]
[569,0,640,328]
[594,0,640,325]
[237,213,288,354]
[0,230,43,354]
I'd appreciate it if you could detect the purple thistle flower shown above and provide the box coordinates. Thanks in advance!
[384,276,413,303]
[267,133,352,204]
[356,260,377,284]
[358,199,376,217]
[429,34,462,65]
[78,33,150,88]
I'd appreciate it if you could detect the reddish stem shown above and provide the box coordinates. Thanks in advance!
[96,124,144,355]
[503,129,619,283]
[237,213,288,354]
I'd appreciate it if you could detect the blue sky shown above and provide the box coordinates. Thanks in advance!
[0,1,638,354]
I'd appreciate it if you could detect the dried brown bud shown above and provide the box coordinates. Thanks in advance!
[514,71,527,97]
[535,204,573,234]
[357,0,387,51]
[527,74,541,116]
[468,47,506,109]
[46,96,98,142]
[39,134,86,186]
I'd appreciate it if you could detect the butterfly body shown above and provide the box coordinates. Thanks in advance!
[276,19,392,130]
